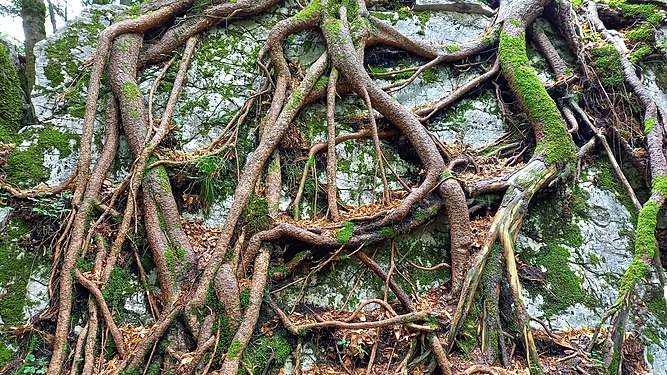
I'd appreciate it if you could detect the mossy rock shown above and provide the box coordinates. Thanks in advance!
[2,124,80,188]
[519,162,635,327]
[0,42,24,144]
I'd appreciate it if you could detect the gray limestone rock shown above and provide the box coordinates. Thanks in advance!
[414,0,495,17]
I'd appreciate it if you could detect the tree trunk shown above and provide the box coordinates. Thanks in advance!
[21,0,46,95]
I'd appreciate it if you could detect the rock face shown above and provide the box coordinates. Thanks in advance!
[1,6,121,189]
[0,217,50,326]
[518,162,667,373]
[414,0,495,16]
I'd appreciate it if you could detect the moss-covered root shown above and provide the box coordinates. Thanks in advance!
[498,22,575,167]
[605,176,667,374]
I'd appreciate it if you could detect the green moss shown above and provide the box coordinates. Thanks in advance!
[630,45,651,63]
[76,256,94,273]
[445,44,461,53]
[380,227,397,238]
[521,185,601,316]
[644,117,656,134]
[239,289,250,308]
[293,0,321,21]
[336,221,355,243]
[414,205,438,222]
[608,350,621,375]
[271,251,310,278]
[165,247,186,274]
[243,333,291,375]
[102,267,136,310]
[509,18,521,27]
[242,194,270,234]
[44,60,66,86]
[227,339,242,360]
[421,68,438,83]
[43,23,93,87]
[498,31,575,166]
[367,64,414,81]
[607,0,663,25]
[122,82,143,101]
[200,285,232,360]
[589,253,600,265]
[415,10,433,28]
[5,148,48,185]
[3,125,79,187]
[569,185,591,220]
[370,11,396,23]
[114,42,130,52]
[627,24,654,43]
[321,18,346,46]
[0,44,23,143]
[0,341,12,369]
[617,199,659,301]
[591,45,625,91]
[193,0,213,12]
[594,159,639,221]
[0,217,32,325]
[652,175,667,195]
[538,244,584,316]
[456,291,482,355]
[39,126,75,157]
[646,289,667,324]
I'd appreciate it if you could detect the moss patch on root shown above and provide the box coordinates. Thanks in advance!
[615,174,666,303]
[498,31,575,166]
[644,117,656,134]
[336,221,355,243]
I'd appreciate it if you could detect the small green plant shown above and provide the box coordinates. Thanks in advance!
[336,338,350,350]
[28,192,73,217]
[192,153,233,211]
[354,345,368,355]
[22,354,48,374]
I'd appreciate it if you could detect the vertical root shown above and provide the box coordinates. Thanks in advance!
[219,248,271,375]
[326,68,341,220]
[360,86,390,204]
